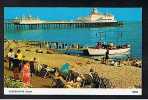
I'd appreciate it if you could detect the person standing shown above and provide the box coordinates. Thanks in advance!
[16,49,23,60]
[16,49,23,72]
[12,55,20,80]
[7,48,15,70]
[105,49,109,64]
[21,61,31,88]
[30,58,36,76]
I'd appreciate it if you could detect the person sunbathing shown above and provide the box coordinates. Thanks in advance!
[51,70,66,88]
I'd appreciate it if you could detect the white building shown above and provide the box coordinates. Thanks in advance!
[13,15,45,24]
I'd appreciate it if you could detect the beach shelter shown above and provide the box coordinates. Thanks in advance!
[59,63,71,76]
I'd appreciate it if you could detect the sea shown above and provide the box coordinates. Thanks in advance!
[4,21,142,59]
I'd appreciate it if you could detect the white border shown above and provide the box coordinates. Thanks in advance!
[4,88,142,95]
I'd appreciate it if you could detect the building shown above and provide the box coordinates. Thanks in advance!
[75,8,117,23]
[12,15,45,24]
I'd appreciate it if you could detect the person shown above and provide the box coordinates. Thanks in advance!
[34,61,42,75]
[21,61,31,88]
[89,68,94,78]
[16,49,23,60]
[52,70,65,88]
[30,58,36,76]
[7,48,15,70]
[96,42,102,49]
[105,49,109,64]
[127,56,130,65]
[39,64,48,78]
[12,55,20,80]
[66,69,80,82]
[32,57,39,75]
[16,49,23,72]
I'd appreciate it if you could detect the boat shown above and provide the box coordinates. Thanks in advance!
[87,32,130,56]
[88,46,130,56]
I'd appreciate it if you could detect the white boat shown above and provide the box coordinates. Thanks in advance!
[88,47,130,56]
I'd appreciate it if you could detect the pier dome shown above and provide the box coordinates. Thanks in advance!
[91,8,100,15]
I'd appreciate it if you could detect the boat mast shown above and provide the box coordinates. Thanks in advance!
[119,32,123,45]
[99,32,104,42]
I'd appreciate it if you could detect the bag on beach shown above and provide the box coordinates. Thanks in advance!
[39,66,49,78]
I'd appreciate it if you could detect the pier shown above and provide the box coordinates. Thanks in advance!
[4,20,123,31]
[4,8,124,31]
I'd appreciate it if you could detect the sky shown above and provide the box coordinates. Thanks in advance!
[4,7,142,21]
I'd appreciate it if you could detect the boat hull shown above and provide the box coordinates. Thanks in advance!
[88,48,130,56]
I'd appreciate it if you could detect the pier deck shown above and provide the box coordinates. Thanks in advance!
[4,19,123,30]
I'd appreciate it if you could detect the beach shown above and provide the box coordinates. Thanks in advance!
[4,40,142,88]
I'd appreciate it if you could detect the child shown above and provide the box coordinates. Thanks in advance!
[21,61,31,88]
